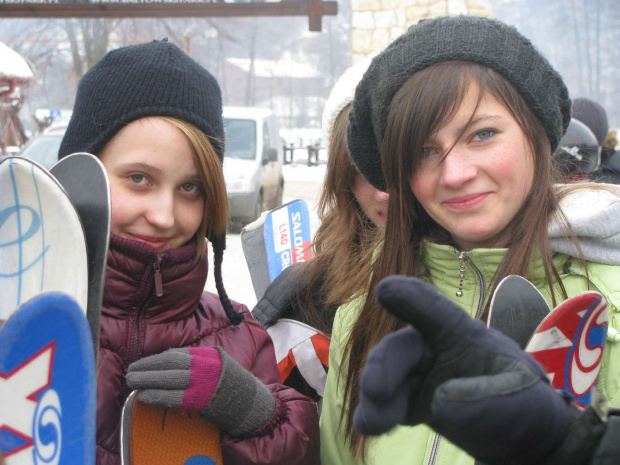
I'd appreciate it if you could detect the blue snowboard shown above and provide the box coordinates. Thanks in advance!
[0,292,96,464]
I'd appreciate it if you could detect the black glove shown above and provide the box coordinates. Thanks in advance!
[353,276,571,465]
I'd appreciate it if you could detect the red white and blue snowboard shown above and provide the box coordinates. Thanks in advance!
[525,292,609,407]
[0,292,96,464]
[241,199,312,300]
[0,157,88,320]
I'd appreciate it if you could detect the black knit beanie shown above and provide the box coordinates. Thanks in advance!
[571,97,609,147]
[59,38,225,160]
[348,16,572,191]
[60,39,243,325]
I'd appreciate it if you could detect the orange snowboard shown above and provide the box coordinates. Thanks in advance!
[122,391,223,465]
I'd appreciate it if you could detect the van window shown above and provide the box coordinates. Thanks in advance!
[224,118,257,160]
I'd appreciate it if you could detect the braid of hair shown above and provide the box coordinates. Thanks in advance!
[211,234,245,325]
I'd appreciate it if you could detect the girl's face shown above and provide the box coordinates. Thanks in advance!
[410,83,534,250]
[99,117,205,252]
[353,174,389,230]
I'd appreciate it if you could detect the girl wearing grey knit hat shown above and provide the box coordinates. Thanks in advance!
[59,39,319,465]
[321,15,620,465]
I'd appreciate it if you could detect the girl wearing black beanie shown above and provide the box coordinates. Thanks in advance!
[60,39,319,465]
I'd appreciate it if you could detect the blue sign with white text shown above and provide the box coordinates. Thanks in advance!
[264,200,312,282]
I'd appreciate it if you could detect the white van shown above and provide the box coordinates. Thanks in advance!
[223,107,285,229]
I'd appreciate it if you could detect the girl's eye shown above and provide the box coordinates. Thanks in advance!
[421,147,437,159]
[130,174,148,185]
[180,183,201,194]
[472,129,495,141]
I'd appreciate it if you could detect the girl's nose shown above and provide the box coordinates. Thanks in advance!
[375,190,389,202]
[439,149,477,188]
[145,192,175,230]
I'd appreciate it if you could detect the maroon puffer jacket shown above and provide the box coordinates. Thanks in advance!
[96,234,319,465]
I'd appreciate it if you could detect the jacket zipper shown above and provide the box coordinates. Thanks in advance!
[128,255,164,365]
[452,249,487,318]
[427,250,487,465]
[427,434,441,465]
[153,255,163,297]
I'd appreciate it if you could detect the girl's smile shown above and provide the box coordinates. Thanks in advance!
[125,233,171,251]
[442,192,491,211]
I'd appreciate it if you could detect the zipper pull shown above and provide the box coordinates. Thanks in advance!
[456,251,467,297]
[154,255,163,297]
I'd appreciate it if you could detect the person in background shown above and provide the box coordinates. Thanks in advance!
[252,55,388,406]
[572,97,620,184]
[58,39,319,465]
[554,118,600,181]
[598,129,620,183]
[604,130,618,159]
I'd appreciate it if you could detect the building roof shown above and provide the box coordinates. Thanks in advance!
[227,54,321,79]
[0,41,34,82]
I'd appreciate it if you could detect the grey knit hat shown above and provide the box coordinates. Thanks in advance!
[348,16,572,191]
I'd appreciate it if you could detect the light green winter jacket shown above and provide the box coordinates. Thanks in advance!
[320,240,620,465]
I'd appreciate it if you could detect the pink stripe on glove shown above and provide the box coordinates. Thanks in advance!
[181,347,222,413]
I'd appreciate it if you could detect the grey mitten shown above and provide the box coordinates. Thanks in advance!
[126,346,275,436]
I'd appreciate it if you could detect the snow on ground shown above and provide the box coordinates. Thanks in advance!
[282,162,327,183]
[205,163,325,310]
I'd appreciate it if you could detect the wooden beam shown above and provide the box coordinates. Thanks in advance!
[308,0,323,31]
[0,2,338,31]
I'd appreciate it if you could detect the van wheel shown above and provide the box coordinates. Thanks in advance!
[228,219,243,234]
[275,179,284,207]
[252,191,264,222]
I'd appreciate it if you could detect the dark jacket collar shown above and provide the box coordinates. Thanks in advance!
[102,234,208,321]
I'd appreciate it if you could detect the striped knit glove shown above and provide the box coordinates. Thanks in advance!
[126,346,276,437]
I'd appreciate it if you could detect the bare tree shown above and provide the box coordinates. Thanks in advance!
[64,18,119,81]
[490,0,620,126]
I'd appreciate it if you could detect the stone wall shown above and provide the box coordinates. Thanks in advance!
[351,0,492,63]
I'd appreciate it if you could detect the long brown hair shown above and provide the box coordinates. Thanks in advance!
[341,62,579,455]
[160,117,228,260]
[293,104,383,335]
